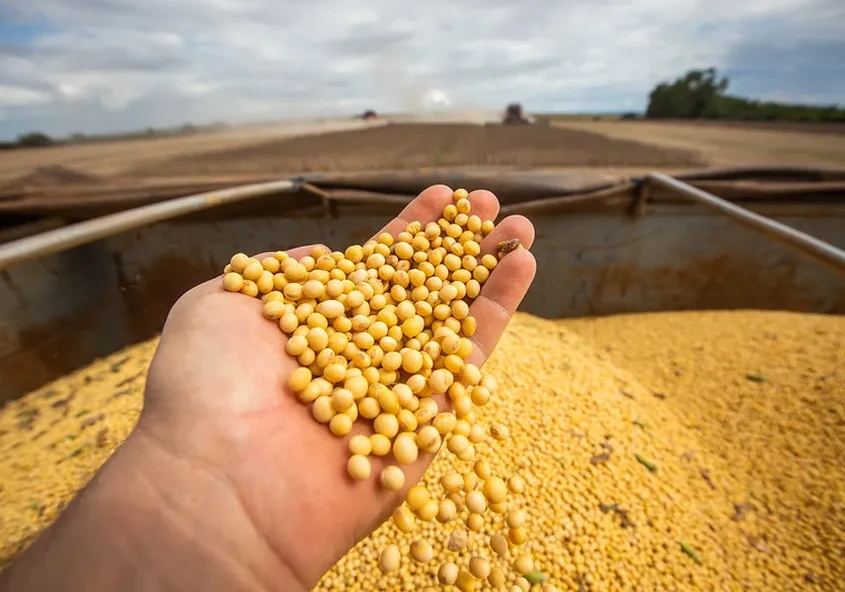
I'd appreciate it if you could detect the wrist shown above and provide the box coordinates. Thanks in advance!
[118,424,307,592]
[1,423,306,592]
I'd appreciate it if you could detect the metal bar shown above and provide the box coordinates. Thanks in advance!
[673,165,845,182]
[646,172,845,273]
[0,178,299,271]
[499,183,634,216]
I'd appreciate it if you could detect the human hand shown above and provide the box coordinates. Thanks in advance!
[133,185,537,589]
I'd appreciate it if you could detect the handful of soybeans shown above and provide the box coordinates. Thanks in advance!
[222,189,544,591]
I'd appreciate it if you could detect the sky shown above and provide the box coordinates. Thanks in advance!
[0,0,843,139]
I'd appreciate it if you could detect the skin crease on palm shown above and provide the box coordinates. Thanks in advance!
[133,184,537,589]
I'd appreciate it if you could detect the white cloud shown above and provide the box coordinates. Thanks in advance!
[0,85,51,107]
[0,0,843,138]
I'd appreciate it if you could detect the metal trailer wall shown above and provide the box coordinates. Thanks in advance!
[2,202,845,404]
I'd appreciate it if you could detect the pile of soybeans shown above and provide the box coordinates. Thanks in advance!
[0,192,842,590]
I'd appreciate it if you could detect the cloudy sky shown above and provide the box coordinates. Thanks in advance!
[0,0,843,139]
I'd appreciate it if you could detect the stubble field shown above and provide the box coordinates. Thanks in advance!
[1,116,842,208]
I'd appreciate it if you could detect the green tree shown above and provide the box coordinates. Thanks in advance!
[646,67,845,122]
[646,68,728,118]
[16,132,54,148]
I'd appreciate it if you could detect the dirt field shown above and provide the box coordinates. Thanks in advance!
[0,119,378,184]
[539,114,845,135]
[2,117,843,203]
[645,119,845,135]
[551,120,845,168]
[125,123,704,178]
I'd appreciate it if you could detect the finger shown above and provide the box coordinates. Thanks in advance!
[480,215,535,255]
[467,248,537,366]
[374,184,455,239]
[251,244,329,262]
[187,244,331,302]
[465,189,500,224]
[374,186,502,246]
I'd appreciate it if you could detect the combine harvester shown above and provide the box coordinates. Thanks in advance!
[502,102,532,124]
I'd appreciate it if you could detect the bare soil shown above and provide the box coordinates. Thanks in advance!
[624,118,845,136]
[0,119,377,184]
[126,123,705,178]
[552,120,845,168]
[2,118,842,211]
[540,114,845,135]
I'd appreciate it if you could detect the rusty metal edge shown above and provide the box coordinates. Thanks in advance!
[645,173,845,273]
[2,167,845,273]
[5,165,845,219]
[672,165,845,182]
[0,178,300,272]
[499,183,636,216]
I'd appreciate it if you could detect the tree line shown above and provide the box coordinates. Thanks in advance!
[0,132,55,150]
[0,123,205,151]
[646,68,845,122]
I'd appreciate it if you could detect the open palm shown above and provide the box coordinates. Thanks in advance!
[137,185,537,589]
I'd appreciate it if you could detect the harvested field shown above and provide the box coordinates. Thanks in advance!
[627,119,845,136]
[127,123,705,177]
[0,119,378,184]
[3,117,843,193]
[553,120,845,168]
[539,115,845,136]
